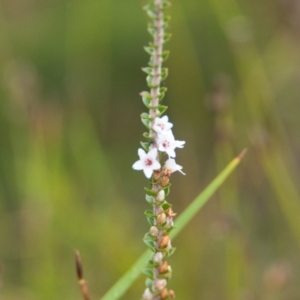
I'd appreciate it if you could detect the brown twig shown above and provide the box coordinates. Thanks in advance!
[75,250,91,300]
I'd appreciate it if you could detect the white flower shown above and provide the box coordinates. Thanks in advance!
[165,158,185,175]
[152,116,173,134]
[132,148,161,178]
[153,279,167,292]
[142,288,153,300]
[156,190,165,202]
[157,130,185,157]
[153,252,163,264]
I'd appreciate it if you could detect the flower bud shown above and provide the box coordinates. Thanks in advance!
[156,213,166,225]
[159,261,169,273]
[160,175,169,187]
[159,235,170,248]
[156,190,165,202]
[153,279,167,292]
[160,288,169,299]
[150,226,159,237]
[169,290,176,298]
[166,217,174,228]
[153,169,161,182]
[166,208,176,217]
[142,288,154,300]
[153,252,163,264]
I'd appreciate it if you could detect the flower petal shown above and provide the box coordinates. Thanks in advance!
[138,148,146,158]
[144,168,153,178]
[132,160,144,170]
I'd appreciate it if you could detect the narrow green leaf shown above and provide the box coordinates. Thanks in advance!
[100,151,245,300]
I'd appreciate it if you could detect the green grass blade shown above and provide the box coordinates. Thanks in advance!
[100,150,246,300]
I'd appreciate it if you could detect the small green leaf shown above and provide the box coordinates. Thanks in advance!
[162,202,172,210]
[166,247,176,257]
[140,91,152,99]
[140,91,152,107]
[141,112,151,120]
[143,239,156,251]
[163,185,171,196]
[141,118,150,129]
[143,232,154,240]
[147,216,155,226]
[146,75,154,87]
[144,46,155,55]
[143,132,154,141]
[145,278,153,290]
[157,105,168,115]
[140,141,150,151]
[142,67,153,75]
[162,0,171,9]
[161,50,170,62]
[163,16,171,23]
[163,33,172,43]
[145,194,155,205]
[158,87,167,101]
[142,268,154,280]
[147,26,156,36]
[161,68,168,81]
[144,209,155,217]
[146,9,157,19]
[144,187,157,196]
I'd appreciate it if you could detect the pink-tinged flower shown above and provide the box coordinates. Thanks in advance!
[165,158,185,175]
[152,116,173,134]
[157,130,185,157]
[132,148,161,178]
[142,288,153,300]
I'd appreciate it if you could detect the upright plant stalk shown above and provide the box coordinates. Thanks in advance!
[132,1,185,299]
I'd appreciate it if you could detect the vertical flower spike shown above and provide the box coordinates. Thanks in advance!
[132,0,185,299]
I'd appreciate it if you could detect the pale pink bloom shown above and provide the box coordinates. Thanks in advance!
[152,116,173,134]
[142,288,153,300]
[132,148,161,178]
[157,130,185,157]
[165,158,185,175]
[153,279,167,292]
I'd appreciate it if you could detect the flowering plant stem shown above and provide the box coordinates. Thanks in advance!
[132,0,187,299]
[100,151,245,300]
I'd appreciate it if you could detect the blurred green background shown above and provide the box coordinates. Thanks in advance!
[1,0,300,299]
